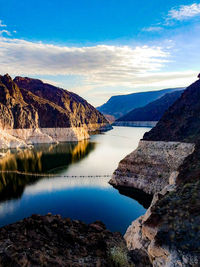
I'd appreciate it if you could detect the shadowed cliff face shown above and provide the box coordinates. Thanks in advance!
[140,78,200,264]
[0,74,39,129]
[143,79,200,143]
[0,141,95,202]
[123,77,200,266]
[0,74,108,130]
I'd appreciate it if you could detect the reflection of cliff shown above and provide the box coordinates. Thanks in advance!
[0,140,95,202]
[115,186,153,209]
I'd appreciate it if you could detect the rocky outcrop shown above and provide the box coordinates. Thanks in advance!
[110,141,195,194]
[110,76,200,266]
[0,74,110,148]
[124,181,200,266]
[0,214,135,267]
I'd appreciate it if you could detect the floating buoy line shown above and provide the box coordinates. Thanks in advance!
[0,170,111,178]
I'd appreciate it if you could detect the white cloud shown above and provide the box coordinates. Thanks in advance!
[0,20,6,27]
[0,36,198,106]
[0,37,170,88]
[0,30,11,36]
[142,26,163,32]
[127,70,198,88]
[168,3,200,20]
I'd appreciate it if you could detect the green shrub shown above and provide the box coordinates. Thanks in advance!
[109,246,134,267]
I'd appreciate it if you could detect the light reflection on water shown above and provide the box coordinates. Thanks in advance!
[0,126,150,233]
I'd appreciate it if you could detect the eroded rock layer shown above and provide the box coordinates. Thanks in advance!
[110,140,195,194]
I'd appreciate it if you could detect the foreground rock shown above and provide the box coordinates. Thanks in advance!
[110,75,200,266]
[0,74,110,148]
[0,214,145,267]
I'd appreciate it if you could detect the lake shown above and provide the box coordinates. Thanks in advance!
[0,126,151,233]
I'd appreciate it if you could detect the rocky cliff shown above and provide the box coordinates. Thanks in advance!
[110,76,200,266]
[110,141,195,194]
[0,74,109,148]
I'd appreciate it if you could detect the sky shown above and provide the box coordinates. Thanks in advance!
[0,0,200,106]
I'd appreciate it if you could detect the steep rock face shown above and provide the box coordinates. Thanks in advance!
[0,74,109,147]
[110,141,195,194]
[110,77,200,266]
[125,181,200,266]
[143,79,200,143]
[0,74,39,129]
[14,76,108,130]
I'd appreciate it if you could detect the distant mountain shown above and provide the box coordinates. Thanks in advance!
[97,88,185,119]
[117,90,184,122]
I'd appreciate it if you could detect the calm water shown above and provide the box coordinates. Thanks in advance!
[0,126,150,233]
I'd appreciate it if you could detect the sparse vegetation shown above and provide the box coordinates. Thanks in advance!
[109,246,135,267]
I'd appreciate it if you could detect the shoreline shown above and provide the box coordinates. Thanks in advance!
[112,121,158,128]
[0,124,112,149]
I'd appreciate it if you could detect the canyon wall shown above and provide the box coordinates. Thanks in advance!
[110,76,200,266]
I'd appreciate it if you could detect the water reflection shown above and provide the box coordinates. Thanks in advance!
[0,127,151,232]
[0,140,95,202]
[115,186,153,209]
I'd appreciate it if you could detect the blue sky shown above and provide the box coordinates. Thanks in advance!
[0,0,200,106]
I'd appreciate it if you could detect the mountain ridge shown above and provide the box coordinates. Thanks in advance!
[97,87,185,119]
[116,90,184,122]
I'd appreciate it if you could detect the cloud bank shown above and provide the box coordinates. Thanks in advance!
[168,3,200,20]
[0,37,170,88]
